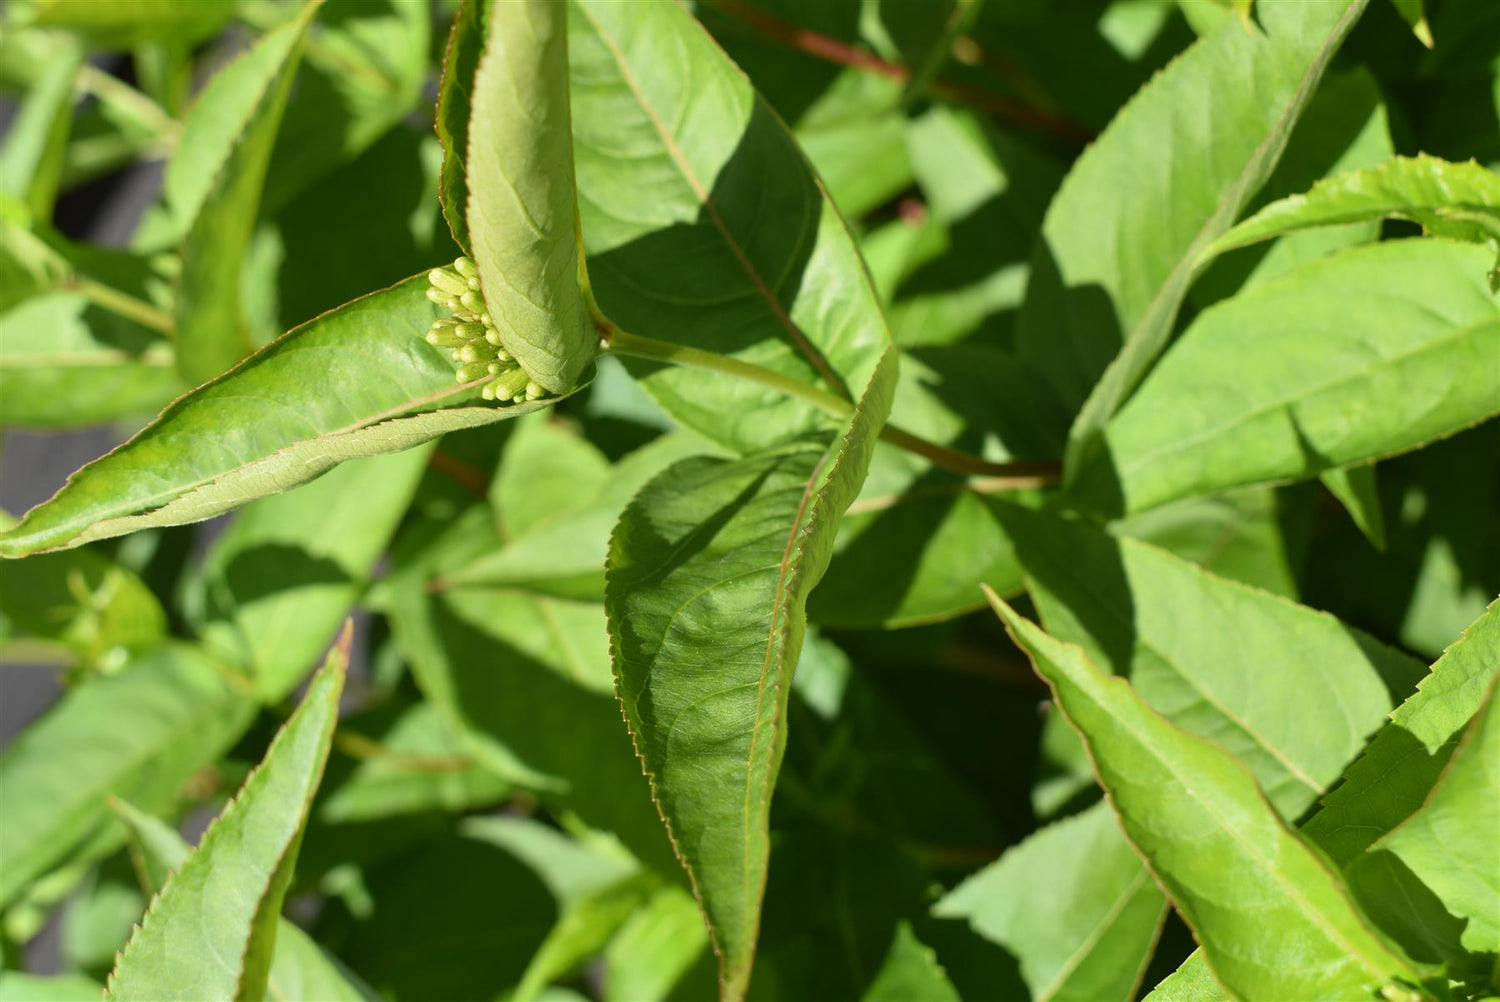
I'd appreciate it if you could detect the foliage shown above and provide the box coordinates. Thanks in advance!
[0,0,1496,1000]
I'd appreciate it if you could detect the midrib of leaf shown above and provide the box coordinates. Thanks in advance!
[1031,547,1327,797]
[575,2,848,398]
[739,451,829,927]
[1034,865,1161,1002]
[1087,664,1412,987]
[1064,0,1369,474]
[1116,312,1497,478]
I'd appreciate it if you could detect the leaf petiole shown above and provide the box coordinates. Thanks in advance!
[604,327,1059,486]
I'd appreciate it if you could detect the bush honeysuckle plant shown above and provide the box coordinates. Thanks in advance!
[0,0,1497,1000]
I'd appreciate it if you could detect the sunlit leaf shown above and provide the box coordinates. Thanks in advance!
[105,628,348,1001]
[988,595,1426,1001]
[0,275,563,558]
[608,349,896,998]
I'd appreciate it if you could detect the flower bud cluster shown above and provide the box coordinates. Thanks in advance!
[424,257,546,403]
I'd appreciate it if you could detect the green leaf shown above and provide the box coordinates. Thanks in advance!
[435,0,483,256]
[0,214,71,312]
[310,699,508,828]
[0,643,254,908]
[1077,239,1500,516]
[0,38,81,219]
[0,513,165,668]
[104,627,349,1001]
[1304,599,1500,864]
[188,447,429,701]
[260,0,431,214]
[1142,953,1228,1001]
[464,0,594,395]
[0,274,562,558]
[1321,463,1387,550]
[168,1,317,385]
[448,429,712,599]
[603,885,711,1002]
[1154,599,1500,999]
[570,0,891,453]
[1389,0,1433,46]
[607,347,896,1000]
[1114,485,1312,598]
[1350,672,1500,968]
[109,797,380,1002]
[18,0,232,47]
[987,594,1427,1001]
[1012,0,1368,466]
[489,412,612,539]
[386,554,678,877]
[999,506,1422,817]
[1205,155,1500,260]
[0,973,104,1002]
[861,922,962,1002]
[933,799,1166,1002]
[0,290,181,429]
[1186,67,1393,307]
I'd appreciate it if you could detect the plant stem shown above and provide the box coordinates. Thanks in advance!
[604,328,1060,486]
[72,276,175,337]
[75,65,180,144]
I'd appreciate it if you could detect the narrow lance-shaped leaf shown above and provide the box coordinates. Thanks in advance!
[1011,0,1368,469]
[0,38,82,219]
[169,0,317,385]
[465,0,594,394]
[1204,154,1500,261]
[1150,599,1500,1000]
[105,625,350,1001]
[1075,239,1500,516]
[435,0,483,257]
[1349,672,1500,968]
[0,644,254,909]
[608,348,897,1001]
[109,798,380,1002]
[986,591,1427,1002]
[570,0,891,453]
[0,275,564,558]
